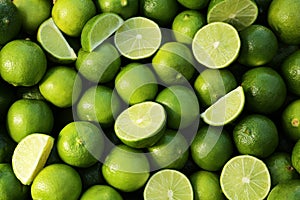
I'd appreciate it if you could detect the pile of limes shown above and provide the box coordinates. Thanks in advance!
[1,0,300,199]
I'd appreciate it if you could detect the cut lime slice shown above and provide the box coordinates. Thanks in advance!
[207,0,259,31]
[201,86,245,126]
[114,17,162,60]
[37,18,77,63]
[81,13,124,52]
[114,101,166,148]
[144,169,193,200]
[12,133,54,185]
[220,155,271,200]
[192,22,241,69]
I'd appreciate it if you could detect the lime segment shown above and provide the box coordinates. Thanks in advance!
[12,133,54,185]
[37,18,77,63]
[81,13,124,52]
[114,101,166,148]
[192,22,241,69]
[201,86,245,126]
[207,0,258,31]
[143,169,193,200]
[114,16,162,59]
[220,155,271,200]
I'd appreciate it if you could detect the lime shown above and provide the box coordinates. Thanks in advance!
[143,169,193,200]
[147,129,189,170]
[152,42,196,85]
[192,22,241,69]
[172,10,206,44]
[52,0,96,37]
[233,114,279,158]
[13,0,51,34]
[102,145,150,192]
[0,0,21,45]
[76,85,122,128]
[95,0,138,19]
[12,133,54,185]
[267,180,300,200]
[201,86,245,126]
[207,0,258,31]
[115,63,158,105]
[31,163,82,200]
[177,0,209,10]
[57,121,105,168]
[7,99,54,143]
[77,162,105,190]
[80,185,123,200]
[0,163,29,200]
[0,39,47,87]
[16,86,45,101]
[265,152,299,186]
[114,16,161,60]
[238,24,278,67]
[220,155,271,200]
[190,171,225,200]
[155,85,200,129]
[194,68,237,107]
[37,18,77,64]
[281,50,300,96]
[241,67,287,114]
[282,100,300,141]
[81,13,124,52]
[114,101,166,148]
[268,0,300,44]
[191,126,234,171]
[39,66,82,108]
[291,139,300,173]
[0,128,16,163]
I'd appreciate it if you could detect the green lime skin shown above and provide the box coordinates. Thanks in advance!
[241,67,287,114]
[267,180,300,200]
[0,40,47,87]
[238,25,278,67]
[0,0,21,45]
[291,139,300,174]
[0,163,29,200]
[281,50,300,96]
[77,162,105,190]
[282,100,300,141]
[95,0,138,19]
[265,152,299,187]
[233,114,278,158]
[190,126,234,171]
[177,0,209,10]
[80,185,123,200]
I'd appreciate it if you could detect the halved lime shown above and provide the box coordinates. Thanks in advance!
[207,0,259,31]
[81,13,124,52]
[114,16,162,60]
[37,18,77,63]
[192,22,241,69]
[114,101,166,148]
[143,169,193,200]
[12,133,54,185]
[220,155,271,200]
[201,86,245,126]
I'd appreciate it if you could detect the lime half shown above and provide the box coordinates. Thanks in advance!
[114,16,162,59]
[192,22,240,69]
[81,13,124,52]
[114,101,166,148]
[207,0,258,31]
[220,155,271,200]
[144,169,193,200]
[201,86,245,126]
[12,133,54,185]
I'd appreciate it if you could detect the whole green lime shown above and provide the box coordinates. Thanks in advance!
[291,137,300,173]
[80,185,123,200]
[95,0,138,19]
[177,0,209,10]
[267,180,300,200]
[282,100,300,141]
[0,40,47,87]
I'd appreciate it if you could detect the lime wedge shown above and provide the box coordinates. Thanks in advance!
[114,17,162,60]
[114,101,166,148]
[192,22,241,69]
[37,18,77,63]
[207,0,259,31]
[201,86,245,126]
[220,155,271,200]
[12,133,54,185]
[143,169,193,200]
[81,13,124,52]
